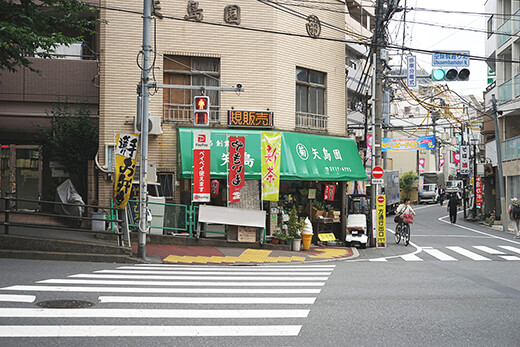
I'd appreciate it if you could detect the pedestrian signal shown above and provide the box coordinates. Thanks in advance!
[193,96,210,126]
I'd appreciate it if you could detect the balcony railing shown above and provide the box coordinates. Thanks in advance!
[502,135,520,161]
[498,78,513,104]
[295,112,328,131]
[497,9,520,48]
[163,103,220,123]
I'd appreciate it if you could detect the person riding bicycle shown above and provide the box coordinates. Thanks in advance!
[395,197,416,226]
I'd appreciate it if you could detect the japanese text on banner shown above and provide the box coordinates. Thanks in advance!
[261,132,282,201]
[228,136,245,203]
[114,133,139,209]
[193,131,211,202]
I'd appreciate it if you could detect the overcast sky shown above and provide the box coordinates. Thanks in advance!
[389,0,488,98]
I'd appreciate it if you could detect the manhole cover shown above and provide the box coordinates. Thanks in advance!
[36,300,94,308]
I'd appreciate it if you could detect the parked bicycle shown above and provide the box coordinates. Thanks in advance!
[394,221,410,246]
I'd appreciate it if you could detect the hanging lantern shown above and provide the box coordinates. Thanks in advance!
[210,180,220,198]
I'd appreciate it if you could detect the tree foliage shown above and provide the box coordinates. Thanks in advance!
[37,102,98,176]
[0,0,99,73]
[399,171,418,198]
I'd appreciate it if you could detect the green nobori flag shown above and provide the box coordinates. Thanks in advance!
[178,128,367,181]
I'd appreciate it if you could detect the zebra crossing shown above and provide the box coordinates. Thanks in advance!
[0,263,335,338]
[370,245,520,262]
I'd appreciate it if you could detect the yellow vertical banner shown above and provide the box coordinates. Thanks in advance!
[114,133,139,209]
[376,195,386,247]
[261,132,282,201]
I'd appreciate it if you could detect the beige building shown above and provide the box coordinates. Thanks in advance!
[96,0,350,205]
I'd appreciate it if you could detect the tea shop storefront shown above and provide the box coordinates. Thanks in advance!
[177,128,367,242]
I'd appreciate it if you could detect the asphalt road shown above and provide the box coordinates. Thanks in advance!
[0,204,519,346]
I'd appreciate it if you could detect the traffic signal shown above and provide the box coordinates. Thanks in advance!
[193,95,210,126]
[432,67,470,81]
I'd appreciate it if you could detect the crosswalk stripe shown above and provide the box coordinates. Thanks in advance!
[1,285,322,294]
[38,279,325,287]
[0,325,302,337]
[98,296,316,304]
[423,248,457,261]
[107,269,333,276]
[446,246,491,261]
[77,273,329,281]
[499,246,520,254]
[0,308,310,318]
[472,246,506,255]
[400,254,423,261]
[0,294,35,303]
[499,255,520,261]
[133,264,335,269]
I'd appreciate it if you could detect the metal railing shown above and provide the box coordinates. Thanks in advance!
[1,197,124,245]
[163,103,220,123]
[498,77,513,104]
[295,112,328,131]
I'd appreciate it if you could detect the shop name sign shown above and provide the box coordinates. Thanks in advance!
[228,110,273,128]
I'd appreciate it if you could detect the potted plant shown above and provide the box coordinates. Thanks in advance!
[287,206,304,251]
[271,230,282,244]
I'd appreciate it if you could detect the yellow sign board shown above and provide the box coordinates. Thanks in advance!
[376,195,386,246]
[318,233,336,241]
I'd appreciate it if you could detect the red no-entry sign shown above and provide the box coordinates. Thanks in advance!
[377,195,385,203]
[372,166,384,179]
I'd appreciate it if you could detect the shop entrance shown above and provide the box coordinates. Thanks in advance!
[0,145,42,211]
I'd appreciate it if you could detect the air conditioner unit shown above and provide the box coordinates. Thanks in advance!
[149,116,163,135]
[134,115,163,135]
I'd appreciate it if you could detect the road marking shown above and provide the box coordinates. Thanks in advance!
[1,285,322,294]
[39,279,325,287]
[446,246,491,261]
[133,264,336,269]
[400,253,423,261]
[423,248,457,261]
[98,296,316,304]
[499,246,520,254]
[438,217,520,245]
[110,268,333,275]
[0,325,302,337]
[0,308,310,318]
[472,246,506,255]
[368,258,388,262]
[499,255,520,261]
[77,273,329,281]
[0,294,35,303]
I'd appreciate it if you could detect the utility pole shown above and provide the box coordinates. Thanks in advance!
[491,95,507,232]
[371,0,385,211]
[137,0,152,260]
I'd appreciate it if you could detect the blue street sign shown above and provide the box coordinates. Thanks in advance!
[432,51,470,67]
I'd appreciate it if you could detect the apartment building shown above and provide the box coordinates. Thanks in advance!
[485,0,520,209]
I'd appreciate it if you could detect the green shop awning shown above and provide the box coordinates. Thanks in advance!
[178,128,367,181]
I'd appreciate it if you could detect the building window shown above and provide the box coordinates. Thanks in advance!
[163,56,220,123]
[157,172,175,198]
[487,15,494,38]
[296,67,327,131]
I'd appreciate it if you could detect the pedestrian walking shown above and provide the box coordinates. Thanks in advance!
[447,193,459,224]
[438,185,445,206]
[507,198,520,238]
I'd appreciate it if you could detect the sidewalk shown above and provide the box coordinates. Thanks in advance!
[135,243,358,264]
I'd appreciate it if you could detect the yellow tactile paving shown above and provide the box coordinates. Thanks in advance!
[309,248,350,258]
[162,247,350,264]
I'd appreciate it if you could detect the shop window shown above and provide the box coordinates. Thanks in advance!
[163,55,221,123]
[296,67,327,131]
[157,172,174,198]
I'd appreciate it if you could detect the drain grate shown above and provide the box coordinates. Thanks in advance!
[36,300,95,309]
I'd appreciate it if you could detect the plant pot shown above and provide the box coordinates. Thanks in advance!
[272,237,280,245]
[292,238,302,251]
[279,239,286,245]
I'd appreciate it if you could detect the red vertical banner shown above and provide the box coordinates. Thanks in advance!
[453,152,460,172]
[193,131,211,202]
[476,176,483,208]
[228,136,245,203]
[324,184,336,201]
[439,158,445,171]
[418,158,425,173]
